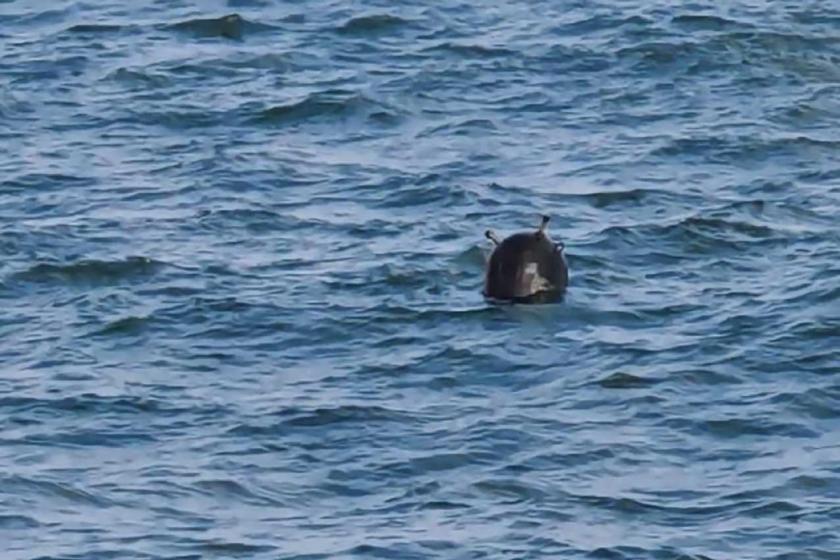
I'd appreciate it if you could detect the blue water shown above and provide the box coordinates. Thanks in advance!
[2,1,839,558]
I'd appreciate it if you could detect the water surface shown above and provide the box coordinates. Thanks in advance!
[1,1,839,558]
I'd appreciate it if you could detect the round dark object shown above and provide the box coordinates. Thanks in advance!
[483,215,568,303]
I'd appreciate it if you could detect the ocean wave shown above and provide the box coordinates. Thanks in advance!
[652,133,840,162]
[226,405,415,437]
[417,118,498,138]
[120,105,234,129]
[105,67,172,88]
[1,6,75,26]
[11,256,164,286]
[668,416,820,439]
[92,315,150,337]
[670,14,752,32]
[197,541,277,555]
[1,475,114,506]
[588,545,716,560]
[0,394,167,414]
[280,404,412,428]
[595,371,663,389]
[167,13,276,40]
[0,514,41,529]
[555,13,653,36]
[424,41,517,58]
[616,30,840,79]
[254,91,401,126]
[337,14,410,35]
[16,428,158,447]
[65,23,124,34]
[193,479,283,506]
[589,210,785,258]
[1,172,95,193]
[565,187,680,208]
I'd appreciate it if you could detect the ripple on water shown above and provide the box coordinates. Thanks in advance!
[254,91,402,128]
[10,257,164,286]
[167,13,277,40]
[336,14,411,36]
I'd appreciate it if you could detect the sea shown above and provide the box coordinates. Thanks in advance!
[1,1,839,558]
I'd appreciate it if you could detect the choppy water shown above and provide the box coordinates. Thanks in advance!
[2,1,839,558]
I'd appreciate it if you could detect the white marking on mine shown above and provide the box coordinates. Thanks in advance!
[523,262,550,295]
